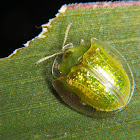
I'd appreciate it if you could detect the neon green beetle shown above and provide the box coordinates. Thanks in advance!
[35,22,134,116]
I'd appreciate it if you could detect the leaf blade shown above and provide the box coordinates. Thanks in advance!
[1,2,140,139]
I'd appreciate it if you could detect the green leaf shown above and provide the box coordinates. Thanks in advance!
[1,2,140,139]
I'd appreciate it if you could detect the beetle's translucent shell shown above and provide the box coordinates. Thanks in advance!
[52,38,134,116]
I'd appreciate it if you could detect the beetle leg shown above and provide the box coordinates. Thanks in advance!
[80,39,85,45]
[62,43,74,52]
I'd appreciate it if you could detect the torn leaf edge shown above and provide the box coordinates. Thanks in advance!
[1,4,68,60]
[1,1,140,60]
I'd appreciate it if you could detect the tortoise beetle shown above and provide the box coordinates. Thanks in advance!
[35,22,134,116]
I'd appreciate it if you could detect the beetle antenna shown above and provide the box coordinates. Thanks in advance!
[34,51,62,65]
[62,21,72,48]
[34,21,72,66]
